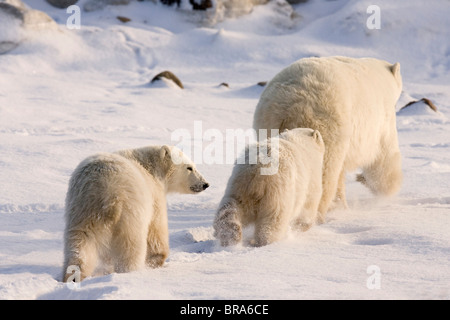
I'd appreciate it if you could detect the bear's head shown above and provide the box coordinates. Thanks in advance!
[161,146,209,194]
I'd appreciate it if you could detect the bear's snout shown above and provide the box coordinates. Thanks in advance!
[190,181,209,193]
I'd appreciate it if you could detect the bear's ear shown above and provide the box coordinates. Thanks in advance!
[160,145,171,160]
[312,130,323,145]
[390,62,401,79]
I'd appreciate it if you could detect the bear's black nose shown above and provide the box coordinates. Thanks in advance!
[203,183,209,190]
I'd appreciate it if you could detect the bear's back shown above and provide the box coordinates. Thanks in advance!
[65,153,154,224]
[69,153,141,191]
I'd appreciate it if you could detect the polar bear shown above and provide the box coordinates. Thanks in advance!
[214,128,324,247]
[62,145,209,282]
[253,56,403,222]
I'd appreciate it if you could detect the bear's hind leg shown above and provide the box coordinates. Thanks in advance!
[359,150,402,196]
[331,168,349,210]
[254,204,289,247]
[110,219,147,273]
[293,189,322,232]
[62,229,98,282]
[213,199,243,247]
[317,143,348,222]
[254,215,288,246]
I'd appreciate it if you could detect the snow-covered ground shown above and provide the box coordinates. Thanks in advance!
[0,0,449,300]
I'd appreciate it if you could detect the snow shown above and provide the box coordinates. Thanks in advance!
[0,0,449,300]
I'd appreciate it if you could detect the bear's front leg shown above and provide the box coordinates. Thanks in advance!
[145,214,169,268]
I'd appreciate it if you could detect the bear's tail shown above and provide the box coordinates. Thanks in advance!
[213,198,243,247]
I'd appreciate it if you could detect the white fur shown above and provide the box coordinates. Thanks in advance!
[214,128,325,247]
[62,145,208,282]
[253,56,403,222]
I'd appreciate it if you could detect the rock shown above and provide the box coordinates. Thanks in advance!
[286,0,308,4]
[189,0,213,10]
[108,0,131,4]
[151,71,184,89]
[117,16,131,23]
[400,98,438,113]
[0,2,24,20]
[23,9,58,30]
[272,0,300,23]
[0,0,57,30]
[0,41,19,54]
[184,0,299,27]
[46,0,78,9]
[84,0,131,12]
[0,2,24,54]
[257,81,267,86]
[83,0,105,11]
[0,0,58,54]
[160,0,180,6]
[217,0,269,18]
[1,0,27,10]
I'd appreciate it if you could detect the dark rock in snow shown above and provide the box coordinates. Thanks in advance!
[399,98,438,113]
[151,71,184,89]
[0,0,57,54]
[286,0,308,4]
[160,0,181,7]
[0,0,57,29]
[117,16,131,23]
[0,41,20,54]
[0,2,24,21]
[46,0,79,9]
[0,0,27,10]
[84,0,131,12]
[189,0,212,10]
[396,97,446,119]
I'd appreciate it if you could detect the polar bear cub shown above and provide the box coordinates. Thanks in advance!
[63,145,209,282]
[253,56,403,222]
[214,128,325,247]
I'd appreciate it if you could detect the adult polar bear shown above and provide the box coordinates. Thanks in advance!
[253,56,403,222]
[63,145,209,282]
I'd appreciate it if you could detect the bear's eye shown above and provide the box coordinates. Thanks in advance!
[187,167,193,172]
